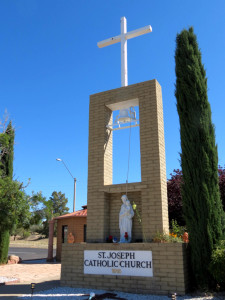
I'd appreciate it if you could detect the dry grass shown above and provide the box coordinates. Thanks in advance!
[9,235,57,249]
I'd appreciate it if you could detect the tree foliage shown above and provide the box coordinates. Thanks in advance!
[167,168,225,228]
[49,191,69,216]
[42,191,69,237]
[0,120,30,263]
[29,191,46,226]
[175,27,223,287]
[167,169,184,226]
[0,177,30,232]
[28,190,69,237]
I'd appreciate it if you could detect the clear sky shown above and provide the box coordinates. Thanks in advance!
[1,0,225,212]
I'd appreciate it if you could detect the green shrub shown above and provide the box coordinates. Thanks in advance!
[153,231,183,243]
[23,230,30,239]
[13,228,31,239]
[170,219,186,237]
[29,224,43,234]
[209,240,225,287]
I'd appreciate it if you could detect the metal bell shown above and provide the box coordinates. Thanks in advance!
[116,106,137,125]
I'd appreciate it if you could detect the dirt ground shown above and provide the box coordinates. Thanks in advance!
[0,235,59,288]
[0,261,61,284]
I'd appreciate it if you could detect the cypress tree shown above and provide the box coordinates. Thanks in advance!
[175,27,223,286]
[1,121,14,179]
[0,230,10,264]
[0,121,15,263]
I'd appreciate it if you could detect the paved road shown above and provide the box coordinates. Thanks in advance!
[8,247,56,261]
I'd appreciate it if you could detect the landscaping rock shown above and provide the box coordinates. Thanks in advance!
[7,255,22,264]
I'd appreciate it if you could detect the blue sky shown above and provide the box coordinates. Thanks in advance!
[1,0,225,212]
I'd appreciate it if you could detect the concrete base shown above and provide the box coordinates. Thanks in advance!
[61,242,190,295]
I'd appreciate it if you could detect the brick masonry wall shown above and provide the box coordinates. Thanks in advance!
[61,243,190,295]
[87,80,169,242]
[56,217,86,261]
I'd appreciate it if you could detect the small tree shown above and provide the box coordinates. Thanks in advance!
[42,191,69,237]
[29,191,46,228]
[0,177,29,263]
[49,191,69,216]
[175,27,223,287]
[167,167,225,228]
[29,191,70,237]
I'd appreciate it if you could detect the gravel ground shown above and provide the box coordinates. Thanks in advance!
[18,287,224,300]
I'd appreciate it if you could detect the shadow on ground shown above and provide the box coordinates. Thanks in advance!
[0,280,60,299]
[21,259,59,264]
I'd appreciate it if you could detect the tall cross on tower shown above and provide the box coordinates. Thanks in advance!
[98,17,152,87]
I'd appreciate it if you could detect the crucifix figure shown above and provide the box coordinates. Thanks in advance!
[98,17,152,87]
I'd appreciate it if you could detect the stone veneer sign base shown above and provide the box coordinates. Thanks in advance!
[60,243,189,295]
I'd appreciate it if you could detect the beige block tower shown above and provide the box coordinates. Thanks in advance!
[87,79,169,242]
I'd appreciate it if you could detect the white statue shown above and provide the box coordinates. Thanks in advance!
[119,195,134,243]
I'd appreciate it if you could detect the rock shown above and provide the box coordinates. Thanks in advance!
[7,255,22,264]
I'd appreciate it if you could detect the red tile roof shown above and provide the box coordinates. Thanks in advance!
[54,207,87,220]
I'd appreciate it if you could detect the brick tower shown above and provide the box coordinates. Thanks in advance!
[86,79,169,242]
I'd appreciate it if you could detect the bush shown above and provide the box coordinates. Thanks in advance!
[29,224,43,234]
[13,228,31,239]
[23,230,30,239]
[170,219,186,237]
[152,231,183,243]
[209,240,225,287]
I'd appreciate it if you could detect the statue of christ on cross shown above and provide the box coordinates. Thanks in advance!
[98,17,152,87]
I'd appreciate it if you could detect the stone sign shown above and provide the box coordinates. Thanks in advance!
[84,250,153,277]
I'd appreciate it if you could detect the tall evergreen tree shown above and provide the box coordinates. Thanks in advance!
[175,27,223,286]
[0,121,14,179]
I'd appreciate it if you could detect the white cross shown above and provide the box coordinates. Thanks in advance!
[98,17,152,87]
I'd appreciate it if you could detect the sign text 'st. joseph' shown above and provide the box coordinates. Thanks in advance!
[84,250,153,277]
